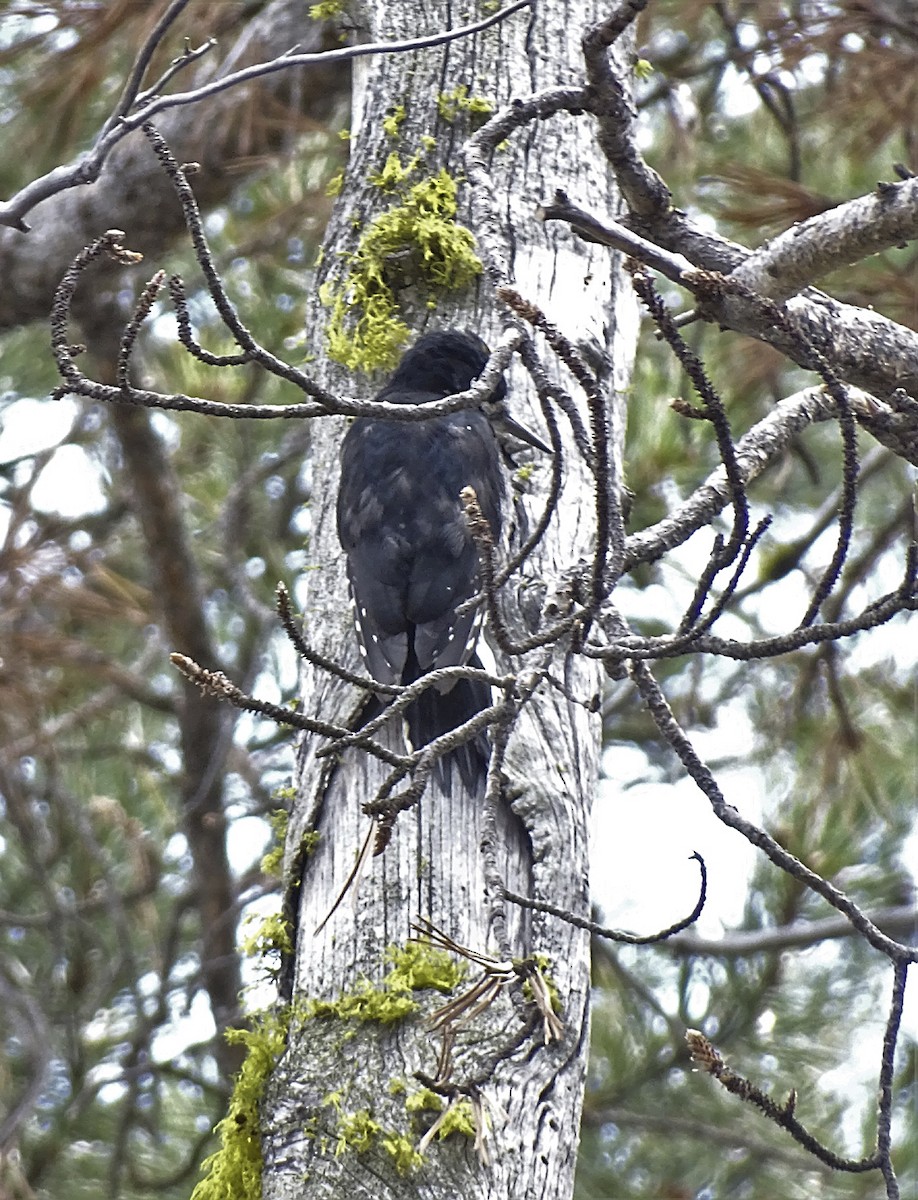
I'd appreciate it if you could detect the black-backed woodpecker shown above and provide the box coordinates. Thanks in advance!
[336,329,542,790]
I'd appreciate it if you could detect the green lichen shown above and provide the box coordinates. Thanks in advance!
[634,57,654,80]
[194,944,465,1197]
[305,940,465,1024]
[190,1008,290,1200]
[381,1131,425,1174]
[384,940,465,992]
[436,85,495,124]
[322,164,482,372]
[436,1098,477,1140]
[334,1108,381,1155]
[240,912,293,959]
[259,808,290,878]
[383,104,407,139]
[310,1,345,18]
[324,1094,424,1176]
[368,150,421,192]
[306,978,418,1024]
[301,829,320,856]
[404,1087,444,1114]
[325,170,344,197]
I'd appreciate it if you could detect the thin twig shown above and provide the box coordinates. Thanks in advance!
[170,653,407,767]
[503,852,707,945]
[875,962,908,1199]
[686,1030,880,1173]
[629,659,918,964]
[98,0,194,139]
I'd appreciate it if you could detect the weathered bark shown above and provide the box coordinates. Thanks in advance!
[262,3,638,1198]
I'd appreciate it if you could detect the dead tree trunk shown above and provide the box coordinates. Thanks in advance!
[262,3,638,1196]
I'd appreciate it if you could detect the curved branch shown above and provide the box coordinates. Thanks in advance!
[0,0,348,332]
[503,852,707,945]
[0,0,533,230]
[622,386,834,569]
[630,659,918,966]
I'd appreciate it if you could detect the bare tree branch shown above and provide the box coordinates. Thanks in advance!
[0,0,533,231]
[662,905,917,957]
[728,177,918,303]
[0,1,347,332]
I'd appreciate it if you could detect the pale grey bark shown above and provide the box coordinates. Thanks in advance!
[539,186,918,463]
[262,3,638,1198]
[727,176,918,304]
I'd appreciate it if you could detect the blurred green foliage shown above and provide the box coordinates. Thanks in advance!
[0,3,914,1199]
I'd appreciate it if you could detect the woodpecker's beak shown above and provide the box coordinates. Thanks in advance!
[487,406,552,454]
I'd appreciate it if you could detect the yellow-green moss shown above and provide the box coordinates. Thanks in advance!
[310,1,345,18]
[368,151,421,192]
[321,163,482,373]
[437,1098,476,1139]
[334,1108,381,1155]
[324,1094,424,1176]
[383,104,407,139]
[381,1131,426,1174]
[404,1087,445,1115]
[325,170,344,197]
[306,979,418,1024]
[259,808,290,878]
[305,940,465,1024]
[634,57,654,80]
[192,944,464,1198]
[436,85,495,124]
[190,1009,290,1200]
[240,912,293,959]
[301,829,321,856]
[384,940,465,992]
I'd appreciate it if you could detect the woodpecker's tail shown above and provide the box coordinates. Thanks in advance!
[407,660,491,794]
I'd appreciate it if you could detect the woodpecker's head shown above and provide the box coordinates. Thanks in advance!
[382,329,507,404]
[379,328,549,453]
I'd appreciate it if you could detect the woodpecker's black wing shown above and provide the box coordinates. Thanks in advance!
[336,330,504,788]
[338,398,501,681]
